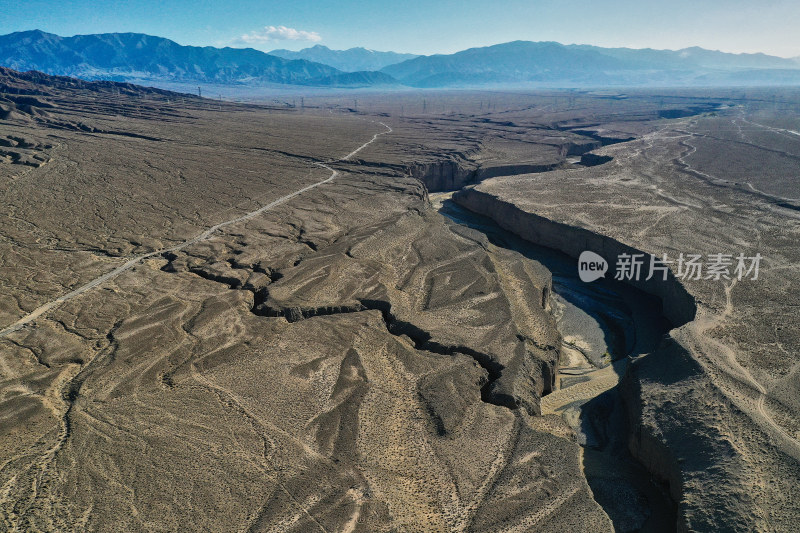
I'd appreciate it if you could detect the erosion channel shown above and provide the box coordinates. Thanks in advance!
[430,191,677,533]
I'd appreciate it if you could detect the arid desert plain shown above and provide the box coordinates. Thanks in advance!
[1,69,799,531]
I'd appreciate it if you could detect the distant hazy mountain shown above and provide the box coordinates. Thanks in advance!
[382,41,629,87]
[269,45,418,72]
[2,31,798,89]
[382,40,800,87]
[0,30,374,86]
[569,44,799,71]
[307,70,402,87]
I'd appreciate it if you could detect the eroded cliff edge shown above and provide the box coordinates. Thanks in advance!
[0,71,619,530]
[446,109,800,532]
[452,186,697,519]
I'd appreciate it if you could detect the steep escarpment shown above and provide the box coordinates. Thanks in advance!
[409,137,606,192]
[448,122,800,527]
[619,335,786,532]
[475,162,561,181]
[450,185,707,529]
[409,155,477,192]
[561,138,602,156]
[452,187,697,327]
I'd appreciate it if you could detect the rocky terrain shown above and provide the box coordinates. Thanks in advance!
[1,68,798,531]
[450,95,800,531]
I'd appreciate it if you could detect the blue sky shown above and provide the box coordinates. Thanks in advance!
[2,0,799,57]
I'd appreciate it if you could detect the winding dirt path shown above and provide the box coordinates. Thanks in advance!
[687,279,800,458]
[0,121,392,338]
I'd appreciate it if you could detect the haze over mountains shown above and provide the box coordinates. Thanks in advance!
[382,41,800,87]
[2,29,800,89]
[269,45,418,72]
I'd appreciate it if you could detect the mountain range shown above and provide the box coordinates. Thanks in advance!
[0,30,391,87]
[2,30,800,89]
[269,45,417,72]
[381,41,800,87]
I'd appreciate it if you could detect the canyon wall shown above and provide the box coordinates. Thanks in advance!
[450,186,704,529]
[451,187,697,327]
[408,157,476,192]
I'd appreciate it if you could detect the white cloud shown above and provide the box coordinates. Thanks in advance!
[234,26,322,45]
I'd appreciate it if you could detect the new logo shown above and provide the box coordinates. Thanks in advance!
[578,251,608,282]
